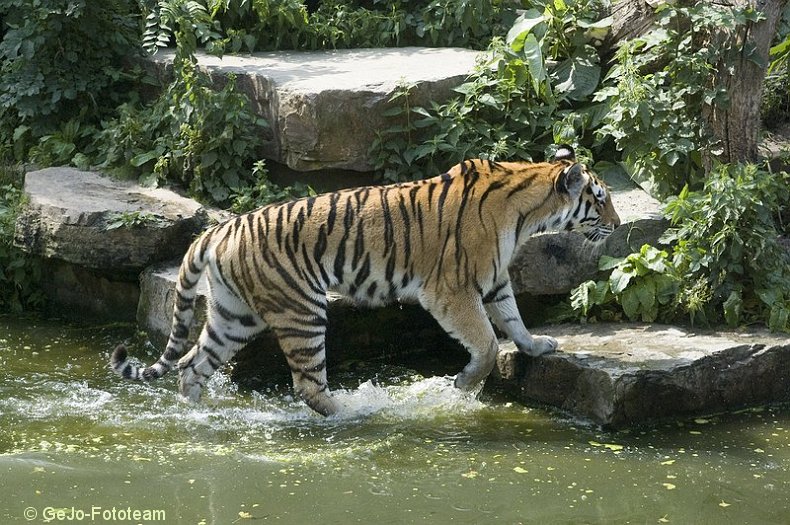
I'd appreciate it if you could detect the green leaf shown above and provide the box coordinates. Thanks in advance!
[723,290,742,327]
[522,34,547,95]
[130,150,162,167]
[620,287,640,320]
[571,281,595,314]
[635,279,657,320]
[591,280,611,305]
[768,304,789,332]
[554,57,601,100]
[506,10,545,53]
[577,16,613,29]
[599,255,626,271]
[609,267,634,294]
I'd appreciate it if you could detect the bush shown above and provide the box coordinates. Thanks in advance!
[0,166,43,312]
[593,3,763,198]
[0,0,142,162]
[572,163,790,332]
[207,0,518,53]
[370,0,611,182]
[762,4,790,130]
[97,62,268,205]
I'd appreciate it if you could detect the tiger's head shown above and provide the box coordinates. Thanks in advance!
[551,145,620,242]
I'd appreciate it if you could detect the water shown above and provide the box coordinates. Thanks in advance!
[1,317,790,524]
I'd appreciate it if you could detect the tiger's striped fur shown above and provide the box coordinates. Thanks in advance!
[111,152,620,415]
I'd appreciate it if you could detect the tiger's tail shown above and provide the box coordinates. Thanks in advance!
[110,234,210,382]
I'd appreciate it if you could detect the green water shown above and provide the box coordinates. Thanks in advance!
[1,317,789,524]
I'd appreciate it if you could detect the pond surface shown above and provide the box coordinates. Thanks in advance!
[1,317,789,524]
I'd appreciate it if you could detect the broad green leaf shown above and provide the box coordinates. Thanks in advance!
[620,287,640,320]
[554,56,601,100]
[598,255,626,271]
[506,10,545,53]
[723,290,742,327]
[577,16,613,29]
[130,150,162,167]
[571,281,594,314]
[609,267,633,294]
[768,304,789,332]
[636,279,656,306]
[591,280,611,305]
[522,34,547,95]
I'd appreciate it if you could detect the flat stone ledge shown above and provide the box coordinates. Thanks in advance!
[149,47,480,172]
[493,324,790,428]
[14,167,208,272]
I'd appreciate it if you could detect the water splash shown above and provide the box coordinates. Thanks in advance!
[329,375,487,422]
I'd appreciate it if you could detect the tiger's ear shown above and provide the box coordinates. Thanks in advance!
[553,144,576,162]
[555,163,587,197]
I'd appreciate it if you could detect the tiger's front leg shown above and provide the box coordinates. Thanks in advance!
[483,280,558,357]
[420,291,499,390]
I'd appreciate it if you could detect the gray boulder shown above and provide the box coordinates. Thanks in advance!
[149,48,480,172]
[14,167,208,272]
[13,167,209,320]
[493,323,790,427]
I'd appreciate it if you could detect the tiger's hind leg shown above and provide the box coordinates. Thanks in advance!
[483,279,558,357]
[268,300,340,416]
[177,293,266,401]
[420,291,499,390]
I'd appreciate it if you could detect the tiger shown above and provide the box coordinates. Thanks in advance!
[111,145,620,415]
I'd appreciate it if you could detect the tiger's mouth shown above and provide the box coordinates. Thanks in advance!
[583,224,616,243]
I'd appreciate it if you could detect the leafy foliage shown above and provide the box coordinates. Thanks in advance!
[0,166,43,312]
[371,0,610,182]
[97,65,268,204]
[206,0,516,53]
[95,0,269,205]
[0,0,141,161]
[572,245,678,323]
[105,211,167,230]
[762,3,790,129]
[572,164,790,332]
[229,161,316,213]
[593,3,764,198]
[663,163,790,331]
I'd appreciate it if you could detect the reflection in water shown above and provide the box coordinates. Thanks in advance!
[1,317,790,524]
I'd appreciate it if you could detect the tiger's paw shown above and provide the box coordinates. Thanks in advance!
[520,335,558,357]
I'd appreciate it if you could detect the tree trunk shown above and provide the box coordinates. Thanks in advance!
[703,0,789,167]
[607,0,789,169]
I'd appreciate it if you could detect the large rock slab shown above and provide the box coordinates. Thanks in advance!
[149,48,480,172]
[14,167,208,272]
[13,168,209,320]
[511,169,667,295]
[493,324,790,428]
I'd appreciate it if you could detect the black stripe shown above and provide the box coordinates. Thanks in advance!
[206,324,224,346]
[483,281,509,303]
[275,205,285,250]
[354,253,371,288]
[478,180,506,220]
[507,176,535,198]
[397,195,412,264]
[437,176,453,225]
[327,193,340,235]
